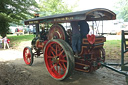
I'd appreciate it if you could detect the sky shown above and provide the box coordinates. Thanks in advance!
[36,0,118,11]
[64,0,118,11]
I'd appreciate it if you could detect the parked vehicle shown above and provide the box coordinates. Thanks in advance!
[8,26,17,34]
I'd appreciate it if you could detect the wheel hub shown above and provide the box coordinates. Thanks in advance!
[52,56,59,64]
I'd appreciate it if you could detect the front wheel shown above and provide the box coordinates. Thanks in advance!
[44,39,74,80]
[23,47,34,66]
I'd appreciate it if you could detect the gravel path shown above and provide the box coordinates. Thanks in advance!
[0,49,22,61]
[0,41,31,61]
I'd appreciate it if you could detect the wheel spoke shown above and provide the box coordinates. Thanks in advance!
[25,51,28,54]
[25,53,28,58]
[60,59,67,63]
[25,49,30,56]
[25,51,28,56]
[56,44,58,55]
[27,53,30,57]
[47,56,53,59]
[25,52,30,60]
[59,63,65,71]
[51,64,57,70]
[56,65,58,73]
[26,49,29,54]
[62,55,66,58]
[51,51,55,57]
[59,66,61,75]
[27,57,31,63]
[50,46,56,53]
[58,50,64,56]
[62,63,67,70]
[49,60,53,64]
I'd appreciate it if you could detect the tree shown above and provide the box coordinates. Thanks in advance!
[114,0,128,21]
[0,0,38,37]
[0,13,10,37]
[39,0,76,16]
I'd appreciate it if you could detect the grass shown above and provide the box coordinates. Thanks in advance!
[7,34,35,47]
[104,40,122,59]
[104,40,121,48]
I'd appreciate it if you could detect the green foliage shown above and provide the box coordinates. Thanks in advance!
[0,0,38,24]
[0,0,38,37]
[114,0,128,21]
[39,0,75,16]
[0,13,10,37]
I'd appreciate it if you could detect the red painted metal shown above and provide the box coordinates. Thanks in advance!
[87,34,95,44]
[75,48,105,72]
[35,40,48,49]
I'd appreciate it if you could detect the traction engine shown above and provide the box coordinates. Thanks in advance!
[23,23,106,80]
[23,8,128,83]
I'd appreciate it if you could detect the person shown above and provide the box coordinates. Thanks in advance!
[0,36,3,48]
[78,20,90,39]
[40,26,47,41]
[3,36,10,49]
[71,21,81,58]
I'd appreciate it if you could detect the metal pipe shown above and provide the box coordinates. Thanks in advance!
[107,62,128,66]
[107,63,121,66]
[36,24,39,37]
[121,30,124,69]
[102,20,103,35]
[101,63,128,76]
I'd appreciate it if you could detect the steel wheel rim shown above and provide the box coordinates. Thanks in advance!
[44,41,68,79]
[23,48,32,65]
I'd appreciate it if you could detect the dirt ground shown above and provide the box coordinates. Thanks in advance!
[0,41,127,85]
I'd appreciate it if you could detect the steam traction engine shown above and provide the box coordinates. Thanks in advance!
[23,8,128,82]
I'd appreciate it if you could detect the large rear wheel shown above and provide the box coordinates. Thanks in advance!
[23,47,33,66]
[44,39,74,80]
[48,24,67,41]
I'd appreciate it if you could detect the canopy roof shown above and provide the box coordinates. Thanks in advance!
[24,8,116,25]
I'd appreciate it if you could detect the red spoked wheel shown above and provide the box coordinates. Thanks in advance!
[23,47,33,66]
[48,24,67,41]
[44,39,74,80]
